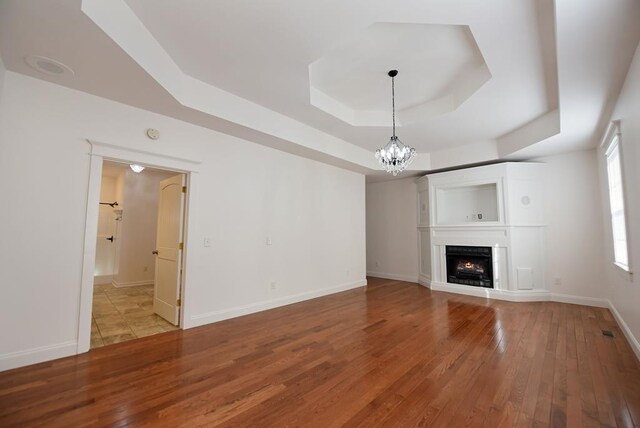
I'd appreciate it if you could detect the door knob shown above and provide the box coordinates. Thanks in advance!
[152,250,158,255]
[106,236,114,242]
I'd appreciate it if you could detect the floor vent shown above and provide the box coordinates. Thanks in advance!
[602,330,615,338]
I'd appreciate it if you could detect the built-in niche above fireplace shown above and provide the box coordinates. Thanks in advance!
[446,246,493,288]
[417,162,547,301]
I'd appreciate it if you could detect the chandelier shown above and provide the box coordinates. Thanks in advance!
[375,70,416,176]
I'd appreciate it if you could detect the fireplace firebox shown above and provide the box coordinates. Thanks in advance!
[446,246,493,288]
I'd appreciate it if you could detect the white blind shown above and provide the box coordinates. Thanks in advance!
[605,136,629,270]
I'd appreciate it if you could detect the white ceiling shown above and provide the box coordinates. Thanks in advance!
[123,0,553,153]
[308,23,491,127]
[0,0,639,178]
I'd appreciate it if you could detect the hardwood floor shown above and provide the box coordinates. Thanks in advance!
[1,277,639,427]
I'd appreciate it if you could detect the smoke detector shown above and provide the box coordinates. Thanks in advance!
[24,55,74,77]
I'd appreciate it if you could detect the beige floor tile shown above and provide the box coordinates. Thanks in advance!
[95,318,129,329]
[133,326,166,337]
[94,315,127,327]
[161,324,180,332]
[127,317,159,330]
[93,309,119,318]
[102,333,137,345]
[90,336,105,348]
[90,282,178,349]
[123,309,155,319]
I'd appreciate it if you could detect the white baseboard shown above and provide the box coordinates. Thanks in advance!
[550,293,609,308]
[0,340,77,372]
[415,278,612,308]
[189,279,367,328]
[428,280,551,302]
[93,274,113,285]
[607,300,640,362]
[366,271,419,283]
[112,279,154,288]
[418,275,431,288]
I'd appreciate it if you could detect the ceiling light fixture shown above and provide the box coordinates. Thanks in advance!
[375,70,416,176]
[24,55,74,77]
[130,164,145,173]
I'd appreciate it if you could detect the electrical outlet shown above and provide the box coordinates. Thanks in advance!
[375,261,379,268]
[270,281,277,291]
[266,237,273,246]
[553,277,562,286]
[204,237,211,247]
[143,266,148,272]
[346,269,350,277]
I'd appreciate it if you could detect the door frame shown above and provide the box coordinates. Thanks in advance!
[78,139,201,354]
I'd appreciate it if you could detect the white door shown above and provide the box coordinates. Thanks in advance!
[153,174,185,325]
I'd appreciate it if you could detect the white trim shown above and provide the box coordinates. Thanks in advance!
[77,153,103,354]
[366,271,419,283]
[414,276,611,308]
[418,274,432,287]
[428,280,551,302]
[608,300,640,362]
[87,140,201,171]
[190,279,367,328]
[78,140,199,353]
[549,293,609,308]
[602,127,633,274]
[111,279,154,288]
[0,341,77,372]
[600,121,620,149]
[613,262,632,278]
[93,274,113,285]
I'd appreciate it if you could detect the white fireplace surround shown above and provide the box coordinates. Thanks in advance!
[417,162,550,302]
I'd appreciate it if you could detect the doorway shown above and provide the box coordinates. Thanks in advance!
[90,160,186,348]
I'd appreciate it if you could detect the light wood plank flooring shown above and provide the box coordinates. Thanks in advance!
[1,277,639,427]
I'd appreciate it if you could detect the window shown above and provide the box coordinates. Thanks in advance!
[605,133,630,271]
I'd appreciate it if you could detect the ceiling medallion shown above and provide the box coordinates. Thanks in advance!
[375,70,416,176]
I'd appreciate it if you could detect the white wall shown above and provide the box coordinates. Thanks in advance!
[599,41,640,357]
[95,175,117,280]
[113,168,176,286]
[366,177,418,282]
[533,150,606,300]
[0,71,366,370]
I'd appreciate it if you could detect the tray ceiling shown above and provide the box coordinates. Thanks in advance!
[0,0,638,177]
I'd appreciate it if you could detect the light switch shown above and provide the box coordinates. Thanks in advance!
[204,237,211,247]
[266,237,273,246]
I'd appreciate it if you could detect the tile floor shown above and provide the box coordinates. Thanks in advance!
[91,283,179,349]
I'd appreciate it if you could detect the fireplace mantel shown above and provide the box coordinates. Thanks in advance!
[417,162,548,302]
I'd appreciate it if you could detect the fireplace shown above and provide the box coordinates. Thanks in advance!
[446,246,493,288]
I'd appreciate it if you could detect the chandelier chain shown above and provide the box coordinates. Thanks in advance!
[391,74,396,137]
